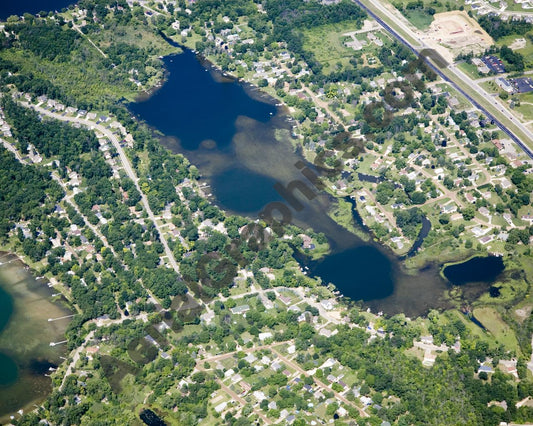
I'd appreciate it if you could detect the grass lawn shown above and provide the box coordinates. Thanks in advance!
[473,306,519,352]
[403,9,434,30]
[457,61,482,80]
[480,80,500,95]
[514,101,533,121]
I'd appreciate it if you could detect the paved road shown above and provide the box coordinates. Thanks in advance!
[353,0,533,160]
[270,347,369,418]
[473,69,533,84]
[482,3,533,19]
[59,330,94,391]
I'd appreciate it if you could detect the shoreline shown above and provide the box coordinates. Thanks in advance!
[0,250,73,422]
[129,39,502,317]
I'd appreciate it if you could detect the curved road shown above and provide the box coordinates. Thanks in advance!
[22,102,183,279]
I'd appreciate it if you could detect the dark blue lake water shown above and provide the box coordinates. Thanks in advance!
[129,48,503,316]
[0,0,75,20]
[130,51,276,152]
[309,245,394,300]
[443,256,505,285]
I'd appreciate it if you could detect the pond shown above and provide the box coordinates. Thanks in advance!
[443,256,505,285]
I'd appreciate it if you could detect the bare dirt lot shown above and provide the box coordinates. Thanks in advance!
[419,11,494,63]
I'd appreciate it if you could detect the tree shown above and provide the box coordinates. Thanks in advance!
[462,206,476,221]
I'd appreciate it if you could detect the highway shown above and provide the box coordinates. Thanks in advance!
[352,0,533,159]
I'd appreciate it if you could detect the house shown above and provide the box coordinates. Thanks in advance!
[360,396,373,405]
[321,299,334,310]
[337,406,348,417]
[319,328,334,337]
[465,193,476,203]
[240,381,251,393]
[253,391,267,402]
[321,358,337,369]
[441,204,457,214]
[300,234,315,249]
[214,402,227,413]
[86,346,99,356]
[244,353,257,363]
[479,234,494,245]
[259,332,273,341]
[271,361,282,371]
[230,304,250,315]
[478,365,493,374]
[479,207,490,217]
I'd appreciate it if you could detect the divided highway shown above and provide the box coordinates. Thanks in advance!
[352,0,533,160]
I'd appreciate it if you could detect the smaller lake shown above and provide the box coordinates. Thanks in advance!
[0,0,75,20]
[443,256,505,285]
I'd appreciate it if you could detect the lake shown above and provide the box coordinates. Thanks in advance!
[0,253,72,422]
[0,0,75,20]
[130,49,502,317]
[443,256,505,285]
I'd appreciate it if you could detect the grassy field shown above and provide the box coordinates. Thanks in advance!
[514,91,533,122]
[473,306,519,352]
[457,61,482,79]
[513,101,533,122]
[480,80,501,95]
[94,23,176,54]
[302,21,372,74]
[403,9,434,30]
[328,197,371,242]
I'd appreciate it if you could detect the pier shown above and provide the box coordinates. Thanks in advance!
[48,314,75,322]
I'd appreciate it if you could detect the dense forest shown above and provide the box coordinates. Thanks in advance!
[0,146,63,241]
[4,19,80,61]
